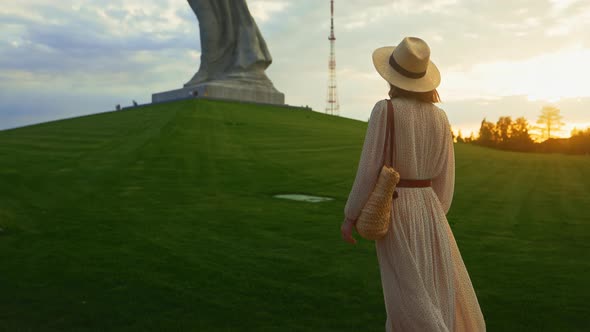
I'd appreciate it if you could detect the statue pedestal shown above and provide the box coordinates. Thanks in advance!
[152,81,285,105]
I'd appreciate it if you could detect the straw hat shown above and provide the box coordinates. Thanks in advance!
[372,37,440,92]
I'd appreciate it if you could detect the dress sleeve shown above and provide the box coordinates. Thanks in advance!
[344,100,387,222]
[431,111,455,215]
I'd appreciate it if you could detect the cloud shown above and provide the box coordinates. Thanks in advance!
[335,0,460,30]
[1,0,590,133]
[0,1,202,101]
[545,6,590,36]
[248,0,290,23]
[549,0,583,11]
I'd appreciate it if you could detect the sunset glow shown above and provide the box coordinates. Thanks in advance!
[443,46,590,103]
[452,121,590,141]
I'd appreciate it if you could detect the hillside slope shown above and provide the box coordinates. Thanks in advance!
[0,99,588,331]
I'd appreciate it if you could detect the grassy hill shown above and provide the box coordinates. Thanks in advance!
[0,99,588,331]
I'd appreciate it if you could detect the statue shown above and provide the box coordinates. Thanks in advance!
[152,0,284,105]
[185,0,273,87]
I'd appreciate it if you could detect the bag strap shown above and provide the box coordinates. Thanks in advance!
[383,99,395,167]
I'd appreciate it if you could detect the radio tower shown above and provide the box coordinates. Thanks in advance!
[325,0,339,116]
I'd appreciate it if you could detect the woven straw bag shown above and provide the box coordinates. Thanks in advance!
[356,99,400,240]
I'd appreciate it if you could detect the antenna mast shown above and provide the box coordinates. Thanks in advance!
[325,0,339,116]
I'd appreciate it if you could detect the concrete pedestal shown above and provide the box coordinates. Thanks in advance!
[152,81,285,105]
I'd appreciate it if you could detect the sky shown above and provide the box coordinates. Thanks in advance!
[1,0,590,137]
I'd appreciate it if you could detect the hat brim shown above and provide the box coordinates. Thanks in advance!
[372,46,441,93]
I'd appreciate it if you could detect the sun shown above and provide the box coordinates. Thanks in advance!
[518,47,590,102]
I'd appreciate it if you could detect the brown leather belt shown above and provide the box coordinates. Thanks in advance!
[392,179,432,199]
[397,179,432,188]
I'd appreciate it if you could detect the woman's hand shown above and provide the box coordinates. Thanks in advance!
[341,218,358,245]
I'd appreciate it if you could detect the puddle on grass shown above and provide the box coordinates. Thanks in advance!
[273,194,334,203]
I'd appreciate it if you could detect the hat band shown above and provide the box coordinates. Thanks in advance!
[389,54,427,79]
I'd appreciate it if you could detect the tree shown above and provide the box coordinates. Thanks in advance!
[536,106,565,140]
[512,117,532,141]
[456,130,464,143]
[477,118,496,147]
[569,127,590,154]
[510,117,534,150]
[496,116,513,144]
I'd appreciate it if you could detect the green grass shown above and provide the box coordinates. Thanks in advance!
[0,99,588,331]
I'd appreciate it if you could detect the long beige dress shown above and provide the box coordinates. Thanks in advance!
[344,98,486,331]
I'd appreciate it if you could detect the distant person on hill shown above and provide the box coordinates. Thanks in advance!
[340,37,486,331]
[133,100,138,107]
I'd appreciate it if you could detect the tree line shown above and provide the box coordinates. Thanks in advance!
[454,106,590,155]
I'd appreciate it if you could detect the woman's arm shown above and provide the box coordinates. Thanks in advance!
[343,100,388,222]
[431,111,455,214]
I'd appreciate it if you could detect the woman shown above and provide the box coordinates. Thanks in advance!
[340,37,486,331]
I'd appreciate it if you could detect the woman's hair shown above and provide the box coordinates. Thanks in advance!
[388,84,441,103]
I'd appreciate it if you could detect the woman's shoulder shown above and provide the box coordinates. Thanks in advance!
[368,99,388,118]
[370,98,446,118]
[432,103,449,119]
[390,98,449,120]
[372,99,388,110]
[431,104,451,128]
[388,97,432,110]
